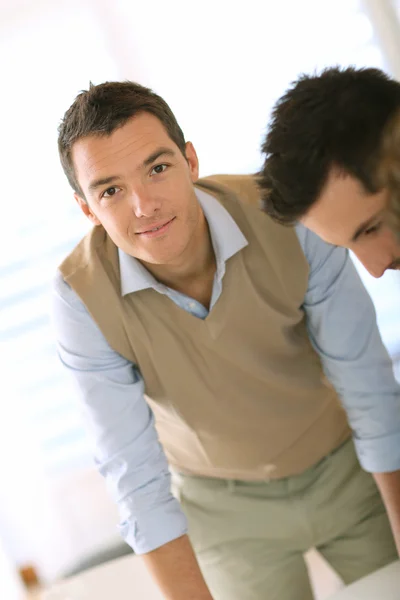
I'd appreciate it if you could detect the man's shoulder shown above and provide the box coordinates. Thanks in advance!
[58,225,107,280]
[198,173,258,187]
[52,268,90,318]
[196,174,261,207]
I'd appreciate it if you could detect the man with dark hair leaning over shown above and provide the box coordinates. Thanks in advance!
[53,77,399,600]
[260,68,400,577]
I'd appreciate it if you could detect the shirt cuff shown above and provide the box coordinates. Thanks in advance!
[118,495,188,554]
[353,430,400,473]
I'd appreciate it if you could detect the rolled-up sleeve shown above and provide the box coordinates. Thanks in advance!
[296,225,400,473]
[51,271,187,554]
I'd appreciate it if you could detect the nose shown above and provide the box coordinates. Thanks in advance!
[365,263,387,278]
[130,186,161,218]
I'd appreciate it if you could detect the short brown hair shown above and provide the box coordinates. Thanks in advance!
[58,81,186,196]
[378,109,400,236]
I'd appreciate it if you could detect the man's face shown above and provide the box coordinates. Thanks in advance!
[301,169,400,278]
[72,112,201,266]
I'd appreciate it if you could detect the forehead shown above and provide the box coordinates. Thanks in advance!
[301,170,387,245]
[72,112,174,186]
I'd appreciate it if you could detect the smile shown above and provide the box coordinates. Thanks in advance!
[136,217,175,238]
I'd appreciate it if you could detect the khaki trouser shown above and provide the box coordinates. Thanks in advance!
[172,439,397,600]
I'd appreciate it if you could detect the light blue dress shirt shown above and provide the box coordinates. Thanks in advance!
[52,188,400,555]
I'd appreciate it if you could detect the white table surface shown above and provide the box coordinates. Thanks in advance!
[42,554,400,600]
[329,560,400,599]
[42,554,164,600]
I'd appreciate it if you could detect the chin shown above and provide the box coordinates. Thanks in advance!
[140,252,175,266]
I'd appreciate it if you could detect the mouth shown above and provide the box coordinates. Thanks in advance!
[136,217,175,238]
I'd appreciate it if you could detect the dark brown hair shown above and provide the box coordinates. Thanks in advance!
[259,66,400,224]
[58,81,186,196]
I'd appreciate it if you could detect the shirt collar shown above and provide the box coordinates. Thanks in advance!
[119,187,248,296]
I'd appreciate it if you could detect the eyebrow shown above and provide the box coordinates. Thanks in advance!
[88,175,121,192]
[142,147,176,168]
[351,211,383,242]
[87,147,176,192]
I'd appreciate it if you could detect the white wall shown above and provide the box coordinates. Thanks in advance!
[0,537,25,600]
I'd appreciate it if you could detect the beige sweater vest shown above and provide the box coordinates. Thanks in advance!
[60,175,350,480]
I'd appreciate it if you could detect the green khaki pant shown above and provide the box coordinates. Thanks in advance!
[172,439,397,600]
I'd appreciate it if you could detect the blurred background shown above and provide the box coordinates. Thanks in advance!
[1,0,400,597]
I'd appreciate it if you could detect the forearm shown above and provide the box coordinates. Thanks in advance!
[142,535,213,599]
[374,469,400,555]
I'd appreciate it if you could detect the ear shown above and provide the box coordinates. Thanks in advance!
[185,142,199,182]
[74,193,101,226]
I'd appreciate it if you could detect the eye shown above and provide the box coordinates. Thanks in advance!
[150,164,168,176]
[364,222,382,236]
[102,186,121,198]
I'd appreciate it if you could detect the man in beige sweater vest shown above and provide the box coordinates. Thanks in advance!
[53,81,400,600]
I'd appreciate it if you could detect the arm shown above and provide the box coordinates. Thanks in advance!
[52,272,213,598]
[374,471,400,555]
[143,536,213,600]
[297,225,400,553]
